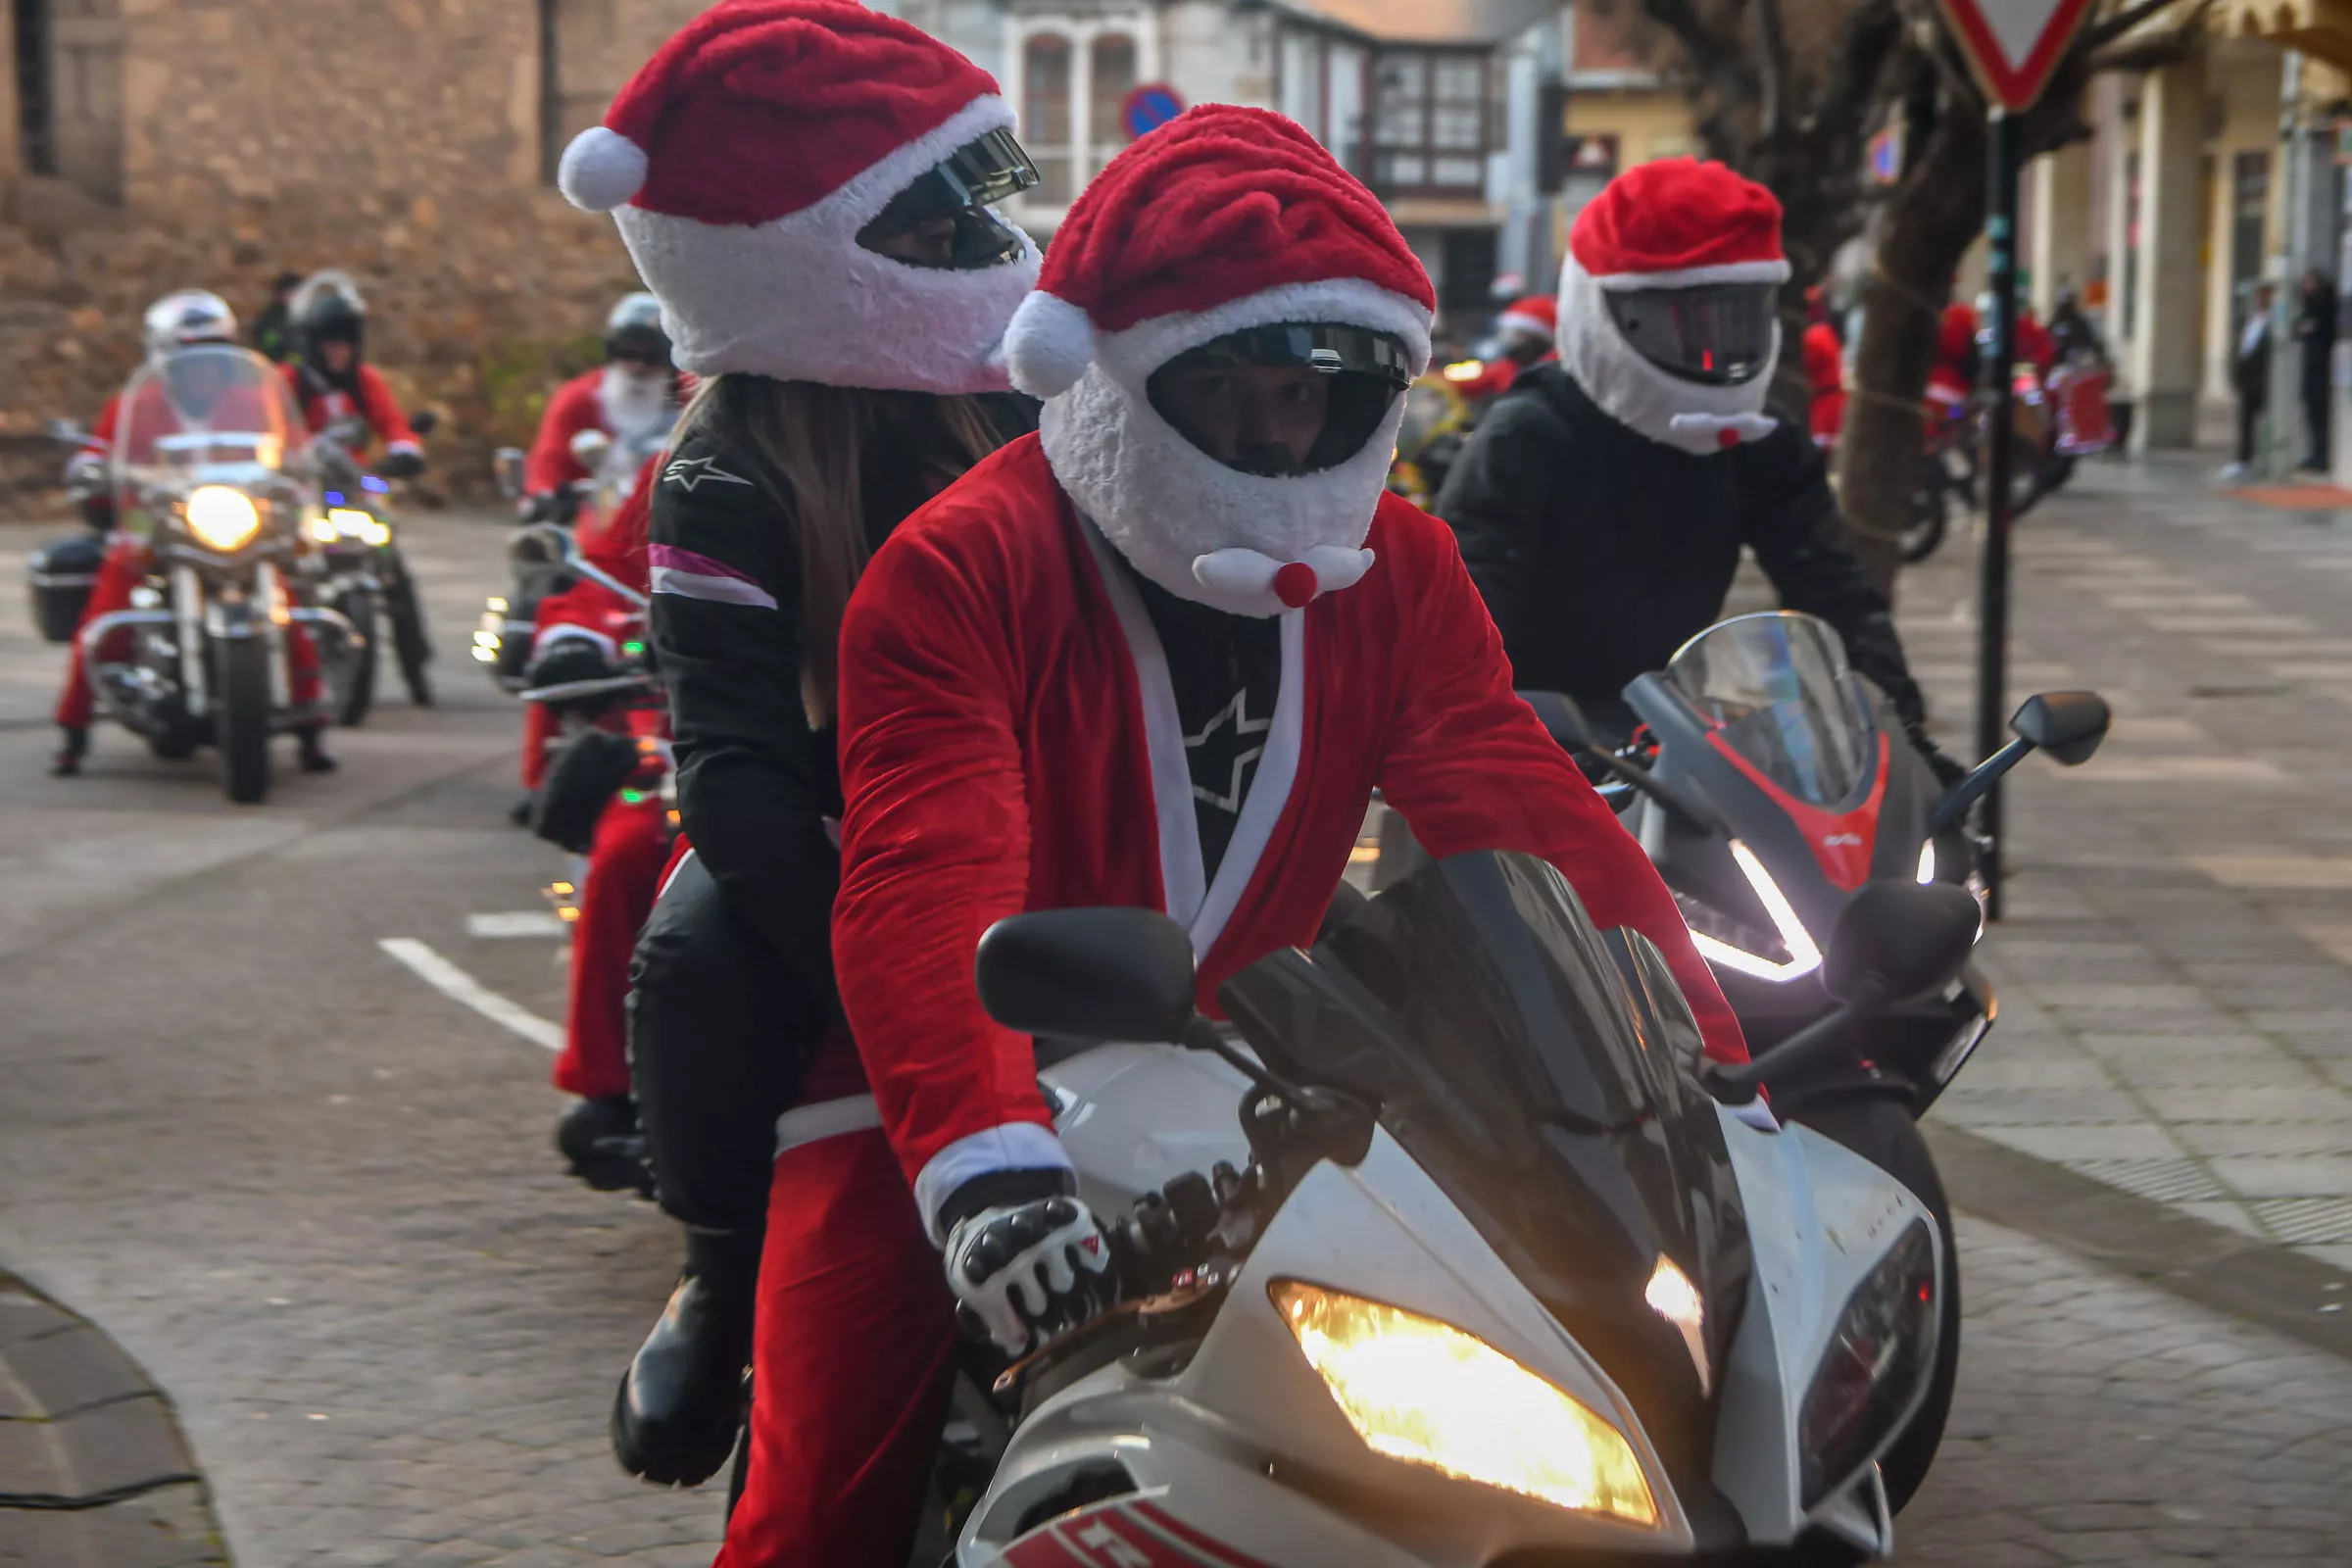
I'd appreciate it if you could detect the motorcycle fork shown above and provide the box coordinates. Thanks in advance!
[171,564,208,716]
[259,563,291,710]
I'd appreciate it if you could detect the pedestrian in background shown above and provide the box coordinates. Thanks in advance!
[249,271,303,363]
[2296,269,2336,474]
[2224,279,2273,483]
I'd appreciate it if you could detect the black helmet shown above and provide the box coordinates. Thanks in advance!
[1147,321,1415,477]
[293,271,368,370]
[603,292,670,367]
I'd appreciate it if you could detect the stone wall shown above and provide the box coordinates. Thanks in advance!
[1,0,713,517]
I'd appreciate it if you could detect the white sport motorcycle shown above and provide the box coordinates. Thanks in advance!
[929,849,1983,1567]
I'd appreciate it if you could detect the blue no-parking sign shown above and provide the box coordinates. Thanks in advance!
[1121,83,1185,141]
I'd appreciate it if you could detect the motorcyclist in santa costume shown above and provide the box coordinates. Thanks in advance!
[703,106,1750,1565]
[282,272,426,477]
[549,0,1044,1496]
[519,293,686,525]
[52,290,338,777]
[512,295,688,816]
[1436,158,1947,768]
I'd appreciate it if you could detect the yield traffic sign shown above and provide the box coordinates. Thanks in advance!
[1936,0,2095,111]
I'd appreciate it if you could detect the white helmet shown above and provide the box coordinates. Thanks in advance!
[142,289,239,362]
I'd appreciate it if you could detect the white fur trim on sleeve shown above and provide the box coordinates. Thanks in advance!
[1004,292,1097,398]
[913,1121,1074,1248]
[559,126,649,213]
[530,623,619,660]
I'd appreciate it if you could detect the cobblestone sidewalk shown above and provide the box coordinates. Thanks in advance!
[1897,455,2352,1275]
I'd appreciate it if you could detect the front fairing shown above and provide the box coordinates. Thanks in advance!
[1218,852,1749,1489]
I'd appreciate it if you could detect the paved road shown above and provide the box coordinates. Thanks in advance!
[0,498,2344,1564]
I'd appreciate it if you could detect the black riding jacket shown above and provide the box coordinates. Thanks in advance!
[1433,364,1925,736]
[647,395,1034,1012]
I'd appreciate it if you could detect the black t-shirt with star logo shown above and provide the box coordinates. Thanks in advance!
[1124,564,1284,883]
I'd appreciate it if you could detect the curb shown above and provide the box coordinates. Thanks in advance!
[0,1271,228,1565]
[1930,1122,2352,1359]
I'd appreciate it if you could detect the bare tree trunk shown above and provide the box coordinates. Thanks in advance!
[1838,110,1988,594]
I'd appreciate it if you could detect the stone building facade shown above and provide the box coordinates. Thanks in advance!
[1,0,712,510]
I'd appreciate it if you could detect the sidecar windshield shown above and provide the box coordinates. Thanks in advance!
[112,345,307,496]
[1218,850,1749,1464]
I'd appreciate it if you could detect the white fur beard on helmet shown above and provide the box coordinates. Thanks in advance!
[598,365,674,445]
[1557,254,1784,456]
[611,97,1039,395]
[1039,365,1408,619]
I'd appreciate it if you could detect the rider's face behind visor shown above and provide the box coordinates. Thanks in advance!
[857,129,1041,270]
[1147,323,1414,478]
[1604,281,1778,386]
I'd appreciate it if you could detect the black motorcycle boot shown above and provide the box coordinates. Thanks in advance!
[612,1226,761,1486]
[296,723,338,774]
[50,726,87,777]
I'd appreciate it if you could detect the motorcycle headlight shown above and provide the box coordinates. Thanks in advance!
[1270,1280,1658,1527]
[327,507,390,546]
[185,486,262,551]
[1683,840,1823,984]
[1797,1218,1939,1508]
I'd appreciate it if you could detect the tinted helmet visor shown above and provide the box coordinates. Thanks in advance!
[1604,281,1777,385]
[856,129,1041,270]
[1146,322,1414,476]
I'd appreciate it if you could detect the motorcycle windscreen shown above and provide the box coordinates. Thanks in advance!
[1664,611,1878,809]
[113,344,308,495]
[1218,849,1750,1483]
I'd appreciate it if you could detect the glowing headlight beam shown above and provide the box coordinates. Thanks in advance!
[1689,840,1823,983]
[1271,1280,1658,1526]
[185,486,262,552]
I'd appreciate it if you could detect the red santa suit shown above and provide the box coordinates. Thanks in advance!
[280,361,421,457]
[1803,318,1846,446]
[521,365,689,503]
[708,104,1743,1566]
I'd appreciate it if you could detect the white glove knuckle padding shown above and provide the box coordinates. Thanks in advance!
[946,1197,1116,1354]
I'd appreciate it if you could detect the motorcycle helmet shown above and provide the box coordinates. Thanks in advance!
[603,292,671,368]
[293,270,369,370]
[141,290,239,364]
[854,127,1040,272]
[1145,321,1415,478]
[1603,281,1779,387]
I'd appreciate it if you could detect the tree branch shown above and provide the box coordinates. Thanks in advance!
[2079,0,2200,53]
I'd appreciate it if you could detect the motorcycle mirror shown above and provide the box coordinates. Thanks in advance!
[46,418,91,445]
[975,908,1200,1045]
[2010,690,2110,766]
[493,448,527,501]
[569,428,613,467]
[1820,881,1983,1008]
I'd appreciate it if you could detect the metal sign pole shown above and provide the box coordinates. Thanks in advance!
[1977,108,2023,920]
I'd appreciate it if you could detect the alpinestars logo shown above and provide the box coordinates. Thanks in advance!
[1185,690,1270,813]
[662,455,752,492]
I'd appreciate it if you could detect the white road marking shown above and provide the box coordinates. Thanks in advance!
[466,911,569,940]
[377,938,563,1053]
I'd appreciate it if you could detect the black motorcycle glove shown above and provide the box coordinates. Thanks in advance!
[944,1194,1118,1356]
[379,450,426,480]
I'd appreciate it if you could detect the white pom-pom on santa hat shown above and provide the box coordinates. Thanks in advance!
[1003,292,1098,399]
[558,126,649,214]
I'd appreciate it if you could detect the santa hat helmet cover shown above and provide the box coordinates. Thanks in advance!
[1005,105,1436,619]
[1557,156,1792,455]
[1494,294,1557,342]
[557,0,1039,395]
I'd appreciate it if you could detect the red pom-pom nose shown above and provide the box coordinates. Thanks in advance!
[1272,562,1319,609]
[1717,428,1740,450]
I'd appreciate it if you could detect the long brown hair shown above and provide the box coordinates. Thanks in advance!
[680,375,1000,727]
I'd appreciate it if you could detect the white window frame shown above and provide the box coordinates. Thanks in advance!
[1004,13,1160,226]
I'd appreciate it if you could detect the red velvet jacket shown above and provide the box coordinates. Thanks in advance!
[833,434,1745,1229]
